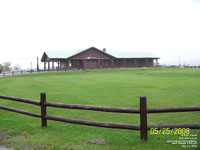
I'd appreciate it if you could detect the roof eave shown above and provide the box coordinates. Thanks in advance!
[117,57,160,59]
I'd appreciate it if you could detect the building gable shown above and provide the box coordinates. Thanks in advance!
[68,47,116,60]
[41,52,49,62]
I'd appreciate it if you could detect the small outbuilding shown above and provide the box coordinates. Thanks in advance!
[41,47,160,70]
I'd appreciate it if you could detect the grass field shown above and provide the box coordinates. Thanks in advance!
[0,68,200,150]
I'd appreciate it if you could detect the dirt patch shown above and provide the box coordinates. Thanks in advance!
[0,129,27,140]
[0,130,13,150]
[90,139,105,144]
[0,129,52,150]
[0,131,14,150]
[0,130,9,140]
[0,146,14,150]
[0,129,28,150]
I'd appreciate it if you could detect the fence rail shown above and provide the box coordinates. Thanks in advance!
[147,106,200,113]
[0,105,41,118]
[0,93,200,141]
[0,95,40,105]
[45,101,140,113]
[45,115,140,130]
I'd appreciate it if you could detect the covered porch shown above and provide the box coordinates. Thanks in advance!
[42,58,115,71]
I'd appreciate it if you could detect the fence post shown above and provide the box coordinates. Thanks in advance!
[40,93,47,127]
[140,96,147,141]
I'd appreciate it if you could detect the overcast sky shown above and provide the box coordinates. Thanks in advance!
[0,0,199,69]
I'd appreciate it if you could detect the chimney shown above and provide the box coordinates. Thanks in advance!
[103,48,106,52]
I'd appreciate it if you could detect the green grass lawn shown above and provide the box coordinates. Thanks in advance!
[0,68,200,150]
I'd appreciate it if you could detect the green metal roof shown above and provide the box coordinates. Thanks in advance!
[45,47,92,59]
[107,51,160,59]
[45,51,75,59]
[45,47,160,59]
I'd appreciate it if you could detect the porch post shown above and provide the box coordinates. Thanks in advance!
[48,61,50,71]
[135,59,137,67]
[123,59,126,67]
[146,59,149,67]
[44,62,46,71]
[52,61,54,70]
[58,61,60,70]
[66,60,68,70]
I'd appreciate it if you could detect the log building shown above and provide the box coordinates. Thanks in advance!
[41,47,160,70]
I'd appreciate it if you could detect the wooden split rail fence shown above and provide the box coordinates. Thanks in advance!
[0,93,200,141]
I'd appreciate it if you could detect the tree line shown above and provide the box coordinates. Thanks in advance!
[0,62,21,71]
